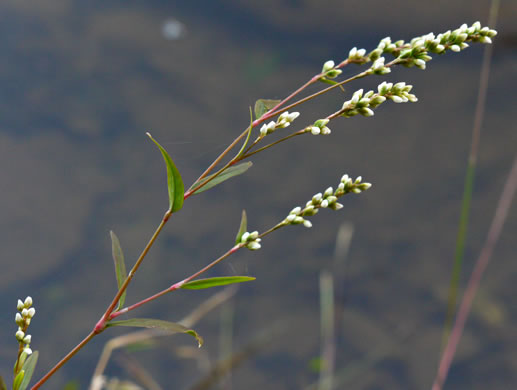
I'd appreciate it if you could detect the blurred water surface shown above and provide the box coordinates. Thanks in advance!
[0,1,516,389]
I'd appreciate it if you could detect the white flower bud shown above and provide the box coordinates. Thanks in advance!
[361,182,372,190]
[24,297,33,308]
[23,347,32,355]
[357,49,366,57]
[312,193,322,202]
[361,108,375,117]
[414,59,426,69]
[290,206,301,215]
[341,174,350,183]
[249,231,259,240]
[391,95,404,103]
[303,220,313,228]
[450,45,461,52]
[348,47,357,58]
[324,187,333,197]
[23,335,31,344]
[259,124,268,136]
[286,214,296,222]
[288,112,300,121]
[16,330,25,341]
[338,182,345,191]
[21,308,28,317]
[321,199,329,208]
[351,89,363,104]
[17,299,24,310]
[294,216,304,224]
[27,308,36,318]
[240,232,250,242]
[333,203,344,210]
[322,60,335,72]
[311,127,321,135]
[321,127,331,135]
[15,313,23,325]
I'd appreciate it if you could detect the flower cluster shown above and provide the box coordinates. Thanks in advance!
[15,296,35,356]
[369,21,497,70]
[259,111,300,136]
[321,60,342,79]
[282,175,372,228]
[306,118,331,136]
[239,231,262,250]
[347,47,368,63]
[340,81,417,118]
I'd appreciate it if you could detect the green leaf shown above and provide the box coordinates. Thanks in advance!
[18,351,38,390]
[13,370,24,390]
[110,231,127,310]
[235,210,247,244]
[181,276,256,290]
[106,318,203,347]
[234,107,254,160]
[146,132,185,213]
[190,162,253,194]
[254,99,281,119]
[0,375,7,390]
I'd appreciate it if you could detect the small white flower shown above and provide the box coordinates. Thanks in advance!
[287,112,300,121]
[249,231,259,240]
[414,59,426,69]
[27,308,36,318]
[348,47,357,58]
[322,60,335,72]
[259,124,268,136]
[391,95,404,103]
[286,214,296,222]
[24,297,33,307]
[15,313,23,325]
[290,206,301,215]
[23,347,32,355]
[312,193,322,202]
[240,232,250,242]
[321,127,331,135]
[450,44,461,52]
[303,220,312,228]
[17,299,24,310]
[351,89,363,104]
[321,199,329,208]
[311,127,321,135]
[16,330,25,341]
[23,335,31,344]
[333,203,344,210]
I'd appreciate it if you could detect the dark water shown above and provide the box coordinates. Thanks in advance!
[0,1,516,389]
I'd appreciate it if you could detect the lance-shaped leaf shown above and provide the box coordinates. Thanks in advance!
[106,318,203,347]
[190,162,252,194]
[254,99,281,120]
[234,107,254,160]
[181,276,256,290]
[146,132,185,213]
[18,351,38,390]
[110,231,127,310]
[235,210,247,244]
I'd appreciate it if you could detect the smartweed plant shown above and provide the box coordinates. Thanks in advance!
[4,21,497,390]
